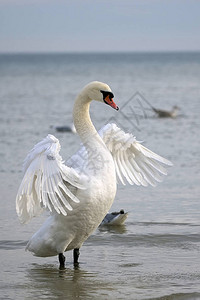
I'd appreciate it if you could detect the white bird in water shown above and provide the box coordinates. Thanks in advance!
[100,209,128,226]
[54,123,76,133]
[16,81,172,269]
[153,105,180,118]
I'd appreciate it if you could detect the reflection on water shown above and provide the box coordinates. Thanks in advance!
[98,224,127,234]
[26,264,113,300]
[24,226,128,299]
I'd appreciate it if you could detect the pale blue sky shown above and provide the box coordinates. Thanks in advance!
[0,0,200,53]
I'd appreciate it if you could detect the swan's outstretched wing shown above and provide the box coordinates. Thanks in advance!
[99,123,172,186]
[16,135,85,224]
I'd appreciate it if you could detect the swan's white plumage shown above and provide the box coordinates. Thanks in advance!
[99,123,172,186]
[16,81,172,259]
[67,123,172,187]
[16,134,86,224]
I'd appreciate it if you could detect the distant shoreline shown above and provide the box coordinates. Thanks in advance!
[0,50,200,56]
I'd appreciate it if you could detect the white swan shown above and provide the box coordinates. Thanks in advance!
[16,81,172,269]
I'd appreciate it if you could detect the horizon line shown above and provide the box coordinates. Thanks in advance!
[0,49,200,55]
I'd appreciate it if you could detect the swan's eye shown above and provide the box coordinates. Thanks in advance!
[100,90,119,110]
[100,90,114,101]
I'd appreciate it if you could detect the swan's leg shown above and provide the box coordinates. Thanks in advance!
[73,248,80,265]
[58,253,66,270]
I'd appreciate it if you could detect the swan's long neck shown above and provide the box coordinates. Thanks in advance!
[73,92,104,150]
[73,88,115,182]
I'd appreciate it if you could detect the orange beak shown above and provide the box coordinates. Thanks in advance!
[104,95,119,110]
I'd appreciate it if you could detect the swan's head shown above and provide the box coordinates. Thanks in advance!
[83,81,119,110]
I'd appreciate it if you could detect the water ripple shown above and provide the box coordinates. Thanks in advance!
[0,240,27,250]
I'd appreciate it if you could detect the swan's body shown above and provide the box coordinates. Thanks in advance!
[16,81,172,268]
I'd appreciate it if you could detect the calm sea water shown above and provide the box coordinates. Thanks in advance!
[0,52,200,300]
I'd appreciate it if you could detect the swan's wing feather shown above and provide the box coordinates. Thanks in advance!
[16,134,85,224]
[99,123,172,186]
